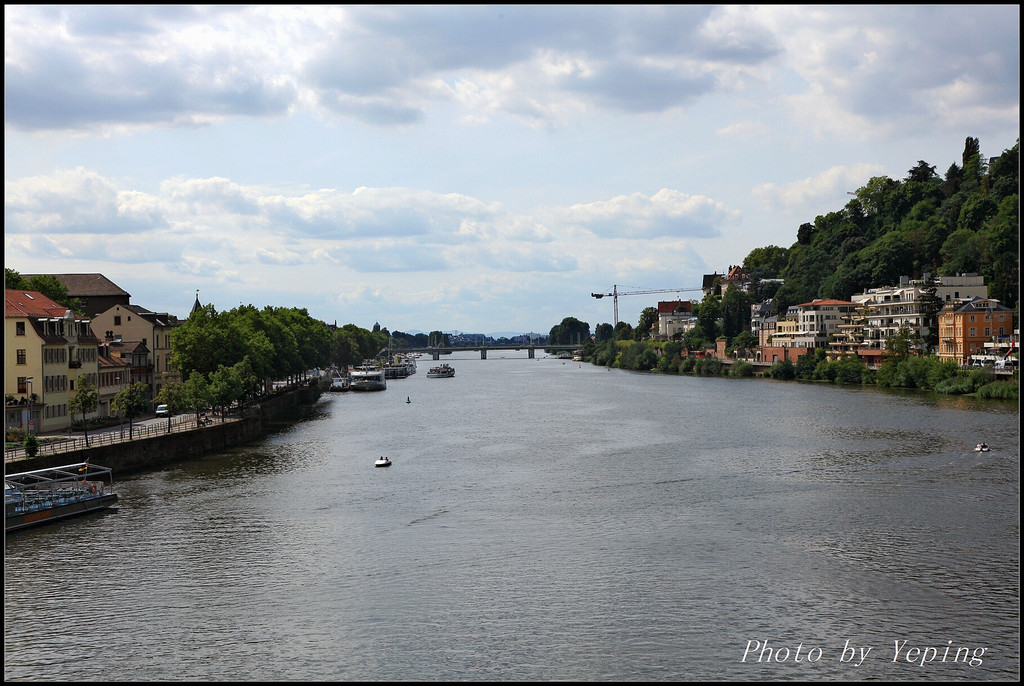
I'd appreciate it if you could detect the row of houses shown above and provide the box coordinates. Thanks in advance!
[656,273,1017,368]
[6,274,200,435]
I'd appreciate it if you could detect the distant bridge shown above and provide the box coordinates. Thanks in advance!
[400,344,580,360]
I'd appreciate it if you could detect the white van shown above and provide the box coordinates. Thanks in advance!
[155,404,170,417]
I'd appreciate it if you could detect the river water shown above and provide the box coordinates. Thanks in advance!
[4,355,1019,681]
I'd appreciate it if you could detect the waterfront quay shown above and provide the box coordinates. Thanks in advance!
[4,381,323,475]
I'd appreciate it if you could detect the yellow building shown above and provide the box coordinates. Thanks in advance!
[91,303,183,397]
[937,297,1013,365]
[5,289,100,434]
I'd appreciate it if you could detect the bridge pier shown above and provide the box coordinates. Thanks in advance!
[528,347,535,359]
[432,351,440,360]
[480,349,487,360]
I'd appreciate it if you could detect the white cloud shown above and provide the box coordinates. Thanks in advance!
[557,189,737,239]
[752,164,886,213]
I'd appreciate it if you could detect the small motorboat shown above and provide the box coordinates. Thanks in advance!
[975,443,990,452]
[375,456,392,468]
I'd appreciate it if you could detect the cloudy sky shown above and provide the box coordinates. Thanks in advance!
[5,5,1019,335]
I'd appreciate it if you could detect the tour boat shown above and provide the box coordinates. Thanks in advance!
[349,366,387,391]
[426,363,455,378]
[5,462,118,533]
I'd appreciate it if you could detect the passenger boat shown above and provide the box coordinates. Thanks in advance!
[384,355,417,379]
[375,456,392,468]
[426,363,455,378]
[5,462,118,533]
[349,366,387,391]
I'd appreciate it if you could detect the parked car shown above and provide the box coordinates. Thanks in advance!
[155,404,170,417]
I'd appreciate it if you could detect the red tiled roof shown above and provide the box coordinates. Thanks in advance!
[4,289,70,318]
[795,299,859,307]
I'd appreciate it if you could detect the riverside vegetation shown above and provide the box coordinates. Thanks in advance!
[546,136,1019,401]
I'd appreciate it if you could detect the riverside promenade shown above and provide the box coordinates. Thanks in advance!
[5,380,325,475]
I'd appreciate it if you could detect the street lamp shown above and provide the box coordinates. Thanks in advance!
[24,377,34,434]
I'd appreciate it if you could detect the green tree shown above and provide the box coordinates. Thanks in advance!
[918,273,943,351]
[112,382,150,440]
[635,307,658,341]
[208,364,243,420]
[67,375,99,446]
[154,380,186,433]
[183,373,212,426]
[549,317,590,347]
[594,322,615,343]
[696,293,721,340]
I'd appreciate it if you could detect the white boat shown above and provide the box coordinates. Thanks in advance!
[6,462,118,533]
[426,363,455,378]
[374,456,392,468]
[329,373,349,392]
[349,366,387,391]
[975,443,990,452]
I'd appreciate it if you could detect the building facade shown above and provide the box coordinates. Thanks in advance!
[91,303,182,397]
[5,289,101,434]
[657,300,696,340]
[937,297,1014,365]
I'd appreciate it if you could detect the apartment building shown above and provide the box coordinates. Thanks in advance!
[657,300,696,340]
[937,297,1013,365]
[5,289,101,434]
[91,304,183,396]
[852,274,988,351]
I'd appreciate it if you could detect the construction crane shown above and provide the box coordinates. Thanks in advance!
[591,285,703,326]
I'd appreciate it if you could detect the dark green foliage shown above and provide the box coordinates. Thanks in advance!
[693,357,726,376]
[768,359,796,380]
[23,433,38,457]
[977,381,1018,400]
[758,137,1018,311]
[730,361,754,378]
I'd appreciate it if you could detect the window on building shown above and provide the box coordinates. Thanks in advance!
[114,316,121,325]
[16,322,25,335]
[17,349,26,364]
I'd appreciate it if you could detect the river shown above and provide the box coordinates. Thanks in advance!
[4,354,1019,681]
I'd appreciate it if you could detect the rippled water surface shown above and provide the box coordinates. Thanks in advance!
[4,356,1019,681]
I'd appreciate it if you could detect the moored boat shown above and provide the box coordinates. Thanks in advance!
[349,366,387,391]
[426,363,455,378]
[5,462,118,533]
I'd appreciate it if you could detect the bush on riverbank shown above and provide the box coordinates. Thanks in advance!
[584,340,1016,400]
[976,380,1018,400]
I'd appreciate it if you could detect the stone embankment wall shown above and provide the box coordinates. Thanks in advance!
[8,381,325,476]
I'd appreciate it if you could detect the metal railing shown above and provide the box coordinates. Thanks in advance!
[5,414,237,463]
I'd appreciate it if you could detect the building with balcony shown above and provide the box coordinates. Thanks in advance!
[937,297,1013,365]
[5,289,100,434]
[91,303,182,397]
[852,274,988,352]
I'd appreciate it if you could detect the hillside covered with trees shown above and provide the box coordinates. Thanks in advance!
[554,136,1018,397]
[755,136,1018,316]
